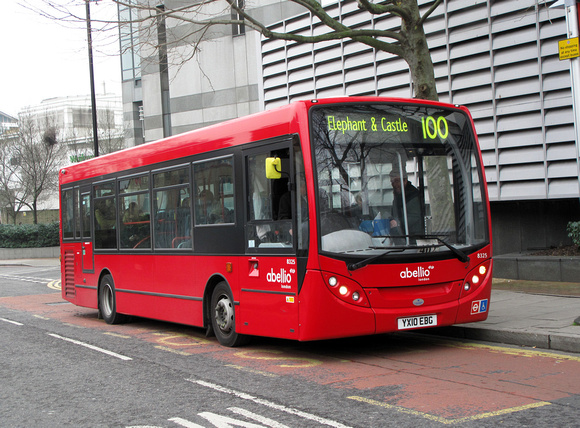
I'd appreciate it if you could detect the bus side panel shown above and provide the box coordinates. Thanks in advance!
[61,243,90,306]
[100,254,206,327]
[237,256,299,340]
[297,270,376,341]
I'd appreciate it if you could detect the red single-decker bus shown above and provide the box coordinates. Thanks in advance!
[60,97,492,346]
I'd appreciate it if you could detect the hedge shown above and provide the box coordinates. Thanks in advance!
[0,222,60,248]
[568,221,580,249]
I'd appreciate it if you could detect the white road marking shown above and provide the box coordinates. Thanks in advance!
[188,379,352,428]
[48,333,132,361]
[228,407,291,428]
[0,317,24,326]
[0,274,56,284]
[198,412,265,427]
[168,417,204,428]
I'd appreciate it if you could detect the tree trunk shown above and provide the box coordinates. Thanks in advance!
[32,200,38,225]
[400,0,438,102]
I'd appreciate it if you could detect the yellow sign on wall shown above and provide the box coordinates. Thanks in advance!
[559,37,580,60]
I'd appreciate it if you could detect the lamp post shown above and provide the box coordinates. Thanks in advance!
[86,0,99,157]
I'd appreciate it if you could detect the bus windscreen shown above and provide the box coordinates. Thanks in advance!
[310,104,488,258]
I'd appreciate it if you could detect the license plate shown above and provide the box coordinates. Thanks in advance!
[397,314,437,330]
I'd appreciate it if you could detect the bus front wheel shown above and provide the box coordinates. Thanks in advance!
[99,274,127,324]
[210,282,248,347]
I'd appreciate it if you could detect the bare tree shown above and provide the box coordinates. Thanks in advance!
[10,114,67,224]
[98,108,126,154]
[28,0,443,102]
[0,132,29,224]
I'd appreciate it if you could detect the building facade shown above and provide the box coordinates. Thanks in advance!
[0,111,18,135]
[120,0,580,254]
[19,94,124,159]
[118,0,304,145]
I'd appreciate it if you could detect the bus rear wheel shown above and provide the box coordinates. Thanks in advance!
[210,282,248,347]
[99,274,127,324]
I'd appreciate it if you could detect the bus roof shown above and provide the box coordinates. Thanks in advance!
[59,96,460,185]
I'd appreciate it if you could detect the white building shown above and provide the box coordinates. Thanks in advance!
[19,94,124,160]
[0,111,18,135]
[0,94,124,223]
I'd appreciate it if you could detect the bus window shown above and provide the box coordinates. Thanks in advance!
[153,166,191,249]
[94,180,117,249]
[61,189,74,239]
[193,157,234,225]
[246,148,293,249]
[119,174,150,249]
[80,192,91,239]
[94,198,117,249]
[74,188,81,239]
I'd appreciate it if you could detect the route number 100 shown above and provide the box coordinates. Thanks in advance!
[422,116,449,140]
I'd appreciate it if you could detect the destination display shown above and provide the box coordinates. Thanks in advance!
[323,109,452,142]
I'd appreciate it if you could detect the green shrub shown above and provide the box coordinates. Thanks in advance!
[0,222,60,248]
[567,221,580,248]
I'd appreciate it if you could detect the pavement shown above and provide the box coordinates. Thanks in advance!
[1,258,579,354]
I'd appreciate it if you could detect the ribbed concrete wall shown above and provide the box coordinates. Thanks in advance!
[0,247,60,260]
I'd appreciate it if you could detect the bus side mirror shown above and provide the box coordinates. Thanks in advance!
[265,157,282,179]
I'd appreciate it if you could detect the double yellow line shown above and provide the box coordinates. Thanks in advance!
[47,280,61,290]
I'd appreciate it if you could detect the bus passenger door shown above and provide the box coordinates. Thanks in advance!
[241,255,299,340]
[240,142,306,340]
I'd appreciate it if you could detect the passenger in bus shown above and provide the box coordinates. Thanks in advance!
[95,199,116,230]
[350,193,375,222]
[123,202,142,223]
[197,189,220,224]
[390,169,422,238]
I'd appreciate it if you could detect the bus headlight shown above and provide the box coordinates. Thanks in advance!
[322,272,369,307]
[461,260,491,298]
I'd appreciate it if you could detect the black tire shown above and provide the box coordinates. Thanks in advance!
[210,281,249,347]
[98,274,127,324]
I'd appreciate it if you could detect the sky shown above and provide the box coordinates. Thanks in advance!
[1,1,122,117]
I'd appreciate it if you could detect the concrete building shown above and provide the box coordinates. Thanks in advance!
[118,0,304,145]
[119,0,580,254]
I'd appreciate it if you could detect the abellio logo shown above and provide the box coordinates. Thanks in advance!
[266,268,294,289]
[400,266,434,282]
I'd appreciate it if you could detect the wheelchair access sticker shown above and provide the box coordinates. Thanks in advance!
[471,299,488,315]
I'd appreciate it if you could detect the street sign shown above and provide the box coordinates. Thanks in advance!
[559,37,580,60]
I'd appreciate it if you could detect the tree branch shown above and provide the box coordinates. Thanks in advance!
[355,0,411,21]
[418,0,444,27]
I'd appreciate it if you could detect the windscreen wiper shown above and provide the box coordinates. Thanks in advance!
[428,236,470,263]
[347,249,405,271]
[347,237,469,271]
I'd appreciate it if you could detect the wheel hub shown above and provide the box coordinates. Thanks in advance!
[215,296,234,332]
